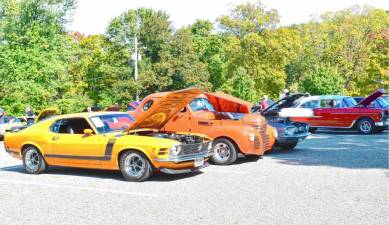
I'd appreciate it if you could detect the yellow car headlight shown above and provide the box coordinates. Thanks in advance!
[170,145,182,156]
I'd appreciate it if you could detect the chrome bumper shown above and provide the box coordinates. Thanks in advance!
[277,132,310,144]
[376,120,389,127]
[156,151,213,163]
[160,162,209,174]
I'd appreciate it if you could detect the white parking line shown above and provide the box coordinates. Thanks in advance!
[0,179,158,197]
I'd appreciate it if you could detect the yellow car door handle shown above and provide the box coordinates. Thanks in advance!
[52,136,60,141]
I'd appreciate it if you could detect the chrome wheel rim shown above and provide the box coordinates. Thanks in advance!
[213,143,231,162]
[124,153,145,177]
[25,148,39,171]
[360,121,372,133]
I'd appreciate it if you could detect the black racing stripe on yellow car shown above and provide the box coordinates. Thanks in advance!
[45,138,116,161]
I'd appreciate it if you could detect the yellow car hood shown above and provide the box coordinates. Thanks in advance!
[35,107,59,123]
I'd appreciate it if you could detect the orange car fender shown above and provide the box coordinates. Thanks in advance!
[206,124,253,153]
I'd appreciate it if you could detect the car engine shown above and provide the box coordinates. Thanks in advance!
[151,133,206,144]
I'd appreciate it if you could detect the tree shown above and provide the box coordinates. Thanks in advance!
[153,29,211,91]
[301,64,344,95]
[219,67,257,101]
[217,0,279,37]
[190,20,228,90]
[0,0,87,114]
[286,6,389,95]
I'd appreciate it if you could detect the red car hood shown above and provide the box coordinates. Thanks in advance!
[357,89,387,107]
[205,92,253,113]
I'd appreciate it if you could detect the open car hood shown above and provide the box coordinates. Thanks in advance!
[127,88,203,131]
[357,89,387,107]
[35,107,59,123]
[261,93,309,115]
[205,92,252,113]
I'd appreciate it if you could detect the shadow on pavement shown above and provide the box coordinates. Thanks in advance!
[0,164,203,182]
[266,131,389,169]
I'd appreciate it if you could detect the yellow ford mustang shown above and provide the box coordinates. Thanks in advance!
[4,89,213,181]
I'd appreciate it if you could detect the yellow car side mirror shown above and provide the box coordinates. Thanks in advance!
[83,129,94,135]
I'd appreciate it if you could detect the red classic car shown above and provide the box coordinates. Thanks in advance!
[279,89,388,134]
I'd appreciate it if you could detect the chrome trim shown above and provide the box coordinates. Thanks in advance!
[159,162,209,174]
[156,151,213,163]
[311,119,357,129]
[281,133,310,138]
[330,112,379,115]
[376,120,389,126]
[160,168,192,174]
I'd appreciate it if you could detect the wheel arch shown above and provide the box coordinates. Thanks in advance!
[117,148,155,169]
[213,136,241,153]
[21,142,44,156]
[353,116,374,129]
[21,143,49,166]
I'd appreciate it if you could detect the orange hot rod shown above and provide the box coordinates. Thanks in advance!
[129,92,276,165]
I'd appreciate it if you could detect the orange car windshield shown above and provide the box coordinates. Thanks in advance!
[190,98,216,112]
[90,114,134,134]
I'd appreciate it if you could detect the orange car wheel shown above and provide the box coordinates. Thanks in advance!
[22,146,47,174]
[210,138,238,165]
[119,150,152,182]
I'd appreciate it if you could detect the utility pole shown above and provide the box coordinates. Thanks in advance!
[134,35,139,102]
[123,15,141,102]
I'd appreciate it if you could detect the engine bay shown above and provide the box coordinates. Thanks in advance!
[131,130,206,144]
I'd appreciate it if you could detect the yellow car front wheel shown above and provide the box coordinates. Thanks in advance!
[119,151,152,182]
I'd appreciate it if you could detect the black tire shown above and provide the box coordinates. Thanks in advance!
[309,127,317,133]
[22,146,47,174]
[272,141,298,151]
[119,150,152,182]
[210,138,238,165]
[357,118,375,134]
[245,155,263,160]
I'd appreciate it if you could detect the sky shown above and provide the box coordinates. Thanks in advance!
[68,0,389,35]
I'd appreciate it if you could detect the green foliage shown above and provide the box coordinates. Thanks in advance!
[217,0,279,36]
[0,0,90,115]
[219,67,257,102]
[0,0,387,115]
[301,64,344,95]
[286,6,389,95]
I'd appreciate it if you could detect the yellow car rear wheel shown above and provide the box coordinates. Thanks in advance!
[22,146,47,174]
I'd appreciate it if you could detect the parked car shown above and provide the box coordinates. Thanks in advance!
[4,88,213,181]
[252,93,310,150]
[129,92,276,165]
[279,89,388,134]
[353,97,389,109]
[0,116,25,141]
[127,101,140,111]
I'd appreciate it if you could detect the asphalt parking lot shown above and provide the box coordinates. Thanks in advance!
[0,130,388,225]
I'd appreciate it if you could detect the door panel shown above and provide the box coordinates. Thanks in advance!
[49,134,108,166]
[314,108,353,127]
